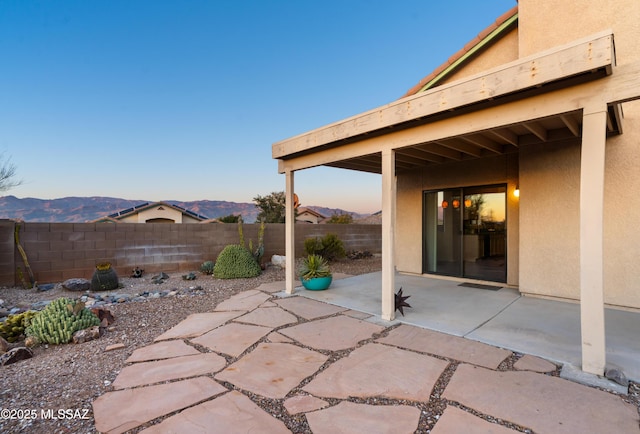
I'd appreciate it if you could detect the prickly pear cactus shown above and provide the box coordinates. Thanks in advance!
[0,311,38,343]
[91,262,120,291]
[25,298,100,345]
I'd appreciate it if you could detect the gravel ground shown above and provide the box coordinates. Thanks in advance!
[0,257,381,434]
[1,255,638,433]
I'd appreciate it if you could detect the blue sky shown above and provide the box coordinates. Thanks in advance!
[0,0,515,214]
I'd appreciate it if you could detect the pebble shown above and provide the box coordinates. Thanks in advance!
[1,285,207,316]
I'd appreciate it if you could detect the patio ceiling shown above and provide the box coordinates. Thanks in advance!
[324,106,623,174]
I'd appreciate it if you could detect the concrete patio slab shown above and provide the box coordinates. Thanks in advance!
[215,342,328,399]
[126,340,201,363]
[378,324,511,369]
[139,390,291,434]
[235,306,299,328]
[283,394,329,415]
[112,353,227,389]
[279,315,385,351]
[190,322,272,357]
[431,406,519,434]
[154,311,244,341]
[305,401,421,434]
[443,364,639,434]
[274,295,346,320]
[214,289,271,311]
[303,342,448,401]
[93,376,227,434]
[299,272,521,336]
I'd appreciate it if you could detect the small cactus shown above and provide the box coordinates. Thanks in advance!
[0,311,38,343]
[200,261,215,275]
[25,298,100,345]
[91,262,119,291]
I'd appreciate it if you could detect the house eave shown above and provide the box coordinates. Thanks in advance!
[272,30,615,165]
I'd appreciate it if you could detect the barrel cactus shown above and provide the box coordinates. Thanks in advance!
[91,262,119,291]
[25,298,100,345]
[0,311,38,343]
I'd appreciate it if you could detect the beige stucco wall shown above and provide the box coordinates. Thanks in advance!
[117,207,201,223]
[396,154,520,286]
[516,0,640,309]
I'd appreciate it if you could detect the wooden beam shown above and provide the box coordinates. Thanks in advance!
[523,121,548,141]
[488,128,519,146]
[560,114,581,136]
[273,31,614,159]
[435,139,484,158]
[415,143,463,160]
[460,134,504,154]
[397,148,445,163]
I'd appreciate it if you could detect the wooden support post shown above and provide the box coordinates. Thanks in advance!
[381,149,396,321]
[285,171,296,295]
[579,105,607,375]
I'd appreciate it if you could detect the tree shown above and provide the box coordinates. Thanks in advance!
[218,214,241,223]
[253,191,286,223]
[327,212,353,224]
[0,153,22,192]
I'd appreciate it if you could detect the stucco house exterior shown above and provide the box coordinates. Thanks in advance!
[273,0,640,376]
[92,202,208,223]
[296,207,326,224]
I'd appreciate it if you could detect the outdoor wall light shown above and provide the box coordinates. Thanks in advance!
[514,186,520,198]
[441,200,449,209]
[452,199,460,209]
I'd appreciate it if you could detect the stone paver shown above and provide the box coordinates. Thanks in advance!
[126,340,201,363]
[112,353,227,389]
[342,309,373,320]
[431,406,519,434]
[190,322,271,357]
[256,281,288,293]
[139,391,291,434]
[513,354,557,373]
[377,324,511,369]
[215,342,327,399]
[279,315,385,351]
[443,364,639,434]
[304,343,448,401]
[154,311,244,341]
[305,401,421,434]
[284,394,329,415]
[275,296,346,320]
[93,376,227,434]
[235,306,299,328]
[214,289,271,311]
[268,331,294,343]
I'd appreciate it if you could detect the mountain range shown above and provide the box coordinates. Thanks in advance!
[0,196,368,223]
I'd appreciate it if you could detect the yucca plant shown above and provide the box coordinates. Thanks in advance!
[298,254,332,281]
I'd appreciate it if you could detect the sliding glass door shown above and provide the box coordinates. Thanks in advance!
[423,185,506,282]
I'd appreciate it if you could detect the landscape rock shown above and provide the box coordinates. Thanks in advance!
[606,368,629,387]
[63,278,91,292]
[151,272,170,284]
[0,336,10,353]
[72,326,102,344]
[0,347,33,366]
[37,283,55,292]
[271,255,286,268]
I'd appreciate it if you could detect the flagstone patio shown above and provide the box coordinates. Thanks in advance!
[92,278,639,433]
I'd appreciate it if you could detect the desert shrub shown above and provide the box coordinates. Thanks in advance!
[200,261,215,275]
[303,233,346,261]
[213,245,262,279]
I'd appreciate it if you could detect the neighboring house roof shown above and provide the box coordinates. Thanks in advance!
[402,6,519,97]
[297,207,326,219]
[92,201,209,223]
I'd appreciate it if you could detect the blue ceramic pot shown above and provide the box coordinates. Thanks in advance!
[301,275,332,291]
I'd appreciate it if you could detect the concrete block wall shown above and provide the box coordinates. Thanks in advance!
[0,222,381,286]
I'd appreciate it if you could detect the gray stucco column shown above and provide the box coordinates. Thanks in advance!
[579,104,607,375]
[285,170,296,294]
[381,149,396,321]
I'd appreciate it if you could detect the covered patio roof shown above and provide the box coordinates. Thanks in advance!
[274,31,625,174]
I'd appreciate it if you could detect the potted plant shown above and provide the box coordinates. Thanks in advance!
[298,254,333,290]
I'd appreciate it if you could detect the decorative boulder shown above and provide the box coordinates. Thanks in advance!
[0,347,33,366]
[63,278,91,292]
[271,255,286,269]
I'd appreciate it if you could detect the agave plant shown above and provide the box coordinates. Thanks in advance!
[298,254,332,281]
